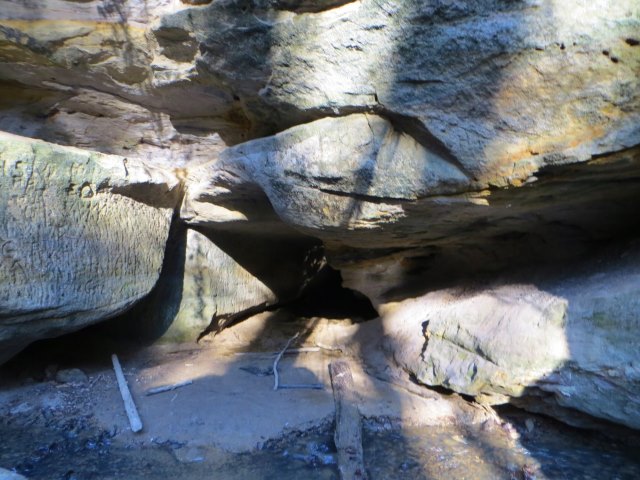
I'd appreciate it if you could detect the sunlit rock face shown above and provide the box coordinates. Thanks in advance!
[380,244,640,430]
[0,0,639,430]
[0,132,180,362]
[163,0,640,173]
[2,0,638,170]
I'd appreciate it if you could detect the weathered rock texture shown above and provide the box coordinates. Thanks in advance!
[118,226,323,342]
[185,115,640,305]
[0,83,226,168]
[0,132,180,361]
[160,229,277,341]
[163,0,640,169]
[0,0,639,431]
[2,1,638,168]
[383,243,640,429]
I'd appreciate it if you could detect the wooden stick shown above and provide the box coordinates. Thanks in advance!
[111,354,143,433]
[273,331,300,391]
[234,347,321,357]
[278,383,324,390]
[145,379,193,396]
[280,347,321,354]
[329,361,367,480]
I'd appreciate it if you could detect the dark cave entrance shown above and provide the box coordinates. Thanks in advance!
[199,262,379,340]
[285,264,378,321]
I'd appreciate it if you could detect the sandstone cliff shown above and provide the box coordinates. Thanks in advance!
[1,0,639,429]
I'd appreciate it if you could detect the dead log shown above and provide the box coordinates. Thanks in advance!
[329,361,368,480]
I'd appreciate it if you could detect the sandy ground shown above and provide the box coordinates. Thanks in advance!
[3,313,640,480]
[0,313,491,455]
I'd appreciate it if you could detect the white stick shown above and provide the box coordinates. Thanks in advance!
[145,380,193,396]
[111,354,143,433]
[273,332,300,391]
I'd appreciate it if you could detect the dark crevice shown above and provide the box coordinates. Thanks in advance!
[106,213,189,342]
[198,264,378,340]
[191,227,324,301]
[378,109,475,180]
[212,0,356,15]
[288,264,378,320]
[317,186,410,204]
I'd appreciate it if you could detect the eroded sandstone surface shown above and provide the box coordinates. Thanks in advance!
[382,243,640,429]
[1,0,639,430]
[0,132,180,362]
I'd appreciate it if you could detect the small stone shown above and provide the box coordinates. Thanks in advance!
[9,402,32,415]
[173,445,206,463]
[55,368,88,384]
[525,418,535,432]
[0,467,28,479]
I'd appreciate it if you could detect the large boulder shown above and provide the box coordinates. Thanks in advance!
[119,226,324,342]
[182,112,640,305]
[163,228,278,341]
[163,0,640,168]
[383,244,640,429]
[3,1,638,156]
[0,132,180,361]
[181,113,470,235]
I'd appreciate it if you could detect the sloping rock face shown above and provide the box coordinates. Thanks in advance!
[156,228,278,341]
[119,227,323,342]
[383,244,640,429]
[0,132,181,362]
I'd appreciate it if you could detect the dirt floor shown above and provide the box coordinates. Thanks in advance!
[2,313,640,479]
[0,313,490,454]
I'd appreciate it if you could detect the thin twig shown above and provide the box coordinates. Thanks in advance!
[234,347,321,357]
[314,343,344,352]
[111,354,143,433]
[273,331,300,391]
[278,384,324,390]
[145,379,193,396]
[280,347,321,354]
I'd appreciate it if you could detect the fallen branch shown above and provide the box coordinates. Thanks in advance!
[234,347,320,357]
[278,383,324,390]
[314,343,344,353]
[145,379,193,396]
[111,354,143,433]
[273,331,300,391]
[329,361,367,480]
[280,347,321,354]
